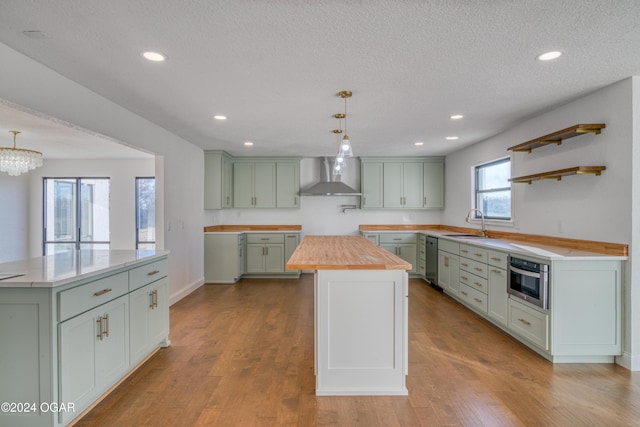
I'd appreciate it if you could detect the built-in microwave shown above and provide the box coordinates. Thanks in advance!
[507,256,549,310]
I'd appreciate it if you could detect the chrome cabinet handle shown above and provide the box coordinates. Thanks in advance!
[94,288,112,297]
[518,318,531,326]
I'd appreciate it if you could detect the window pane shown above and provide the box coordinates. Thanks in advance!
[136,178,156,246]
[45,179,77,242]
[137,243,156,250]
[79,243,110,251]
[477,190,511,219]
[477,160,510,191]
[45,243,76,255]
[79,179,110,242]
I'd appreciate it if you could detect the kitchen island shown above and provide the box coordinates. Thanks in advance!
[287,235,411,396]
[0,249,169,427]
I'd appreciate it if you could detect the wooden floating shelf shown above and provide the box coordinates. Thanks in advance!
[510,166,606,184]
[507,124,606,153]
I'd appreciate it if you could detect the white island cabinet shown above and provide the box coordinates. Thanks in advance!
[287,236,410,396]
[0,249,169,427]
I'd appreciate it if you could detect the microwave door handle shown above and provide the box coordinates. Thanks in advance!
[510,265,542,278]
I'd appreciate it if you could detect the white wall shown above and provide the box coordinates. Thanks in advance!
[0,173,29,263]
[0,42,205,304]
[26,159,154,255]
[206,157,443,234]
[444,77,638,369]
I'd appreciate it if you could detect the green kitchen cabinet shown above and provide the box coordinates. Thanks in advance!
[245,233,285,273]
[379,233,418,274]
[276,161,300,208]
[284,233,301,273]
[234,162,277,208]
[59,294,129,425]
[129,277,169,366]
[383,162,423,208]
[204,150,233,209]
[361,161,384,208]
[423,160,444,208]
[438,239,460,296]
[360,157,444,210]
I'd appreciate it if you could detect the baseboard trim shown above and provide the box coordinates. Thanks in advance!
[616,351,640,371]
[169,276,205,306]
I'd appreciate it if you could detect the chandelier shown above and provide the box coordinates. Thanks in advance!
[0,130,44,176]
[332,90,353,178]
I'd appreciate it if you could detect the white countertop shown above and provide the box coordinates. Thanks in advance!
[0,249,169,288]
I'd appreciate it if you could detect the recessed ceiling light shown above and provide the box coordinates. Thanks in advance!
[449,114,464,120]
[536,51,562,61]
[141,51,167,62]
[243,141,254,146]
[213,115,227,120]
[414,142,424,146]
[446,136,459,140]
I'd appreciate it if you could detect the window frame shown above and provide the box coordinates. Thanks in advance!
[473,157,512,221]
[43,177,111,255]
[135,177,156,250]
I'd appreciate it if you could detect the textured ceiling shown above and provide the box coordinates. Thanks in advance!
[0,0,639,158]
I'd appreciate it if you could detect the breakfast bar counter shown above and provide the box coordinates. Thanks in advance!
[287,235,411,396]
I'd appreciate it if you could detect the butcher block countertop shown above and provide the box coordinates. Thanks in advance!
[204,224,302,232]
[286,235,412,271]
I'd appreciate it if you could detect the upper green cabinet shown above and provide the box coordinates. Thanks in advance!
[204,151,234,209]
[234,161,276,208]
[204,151,300,210]
[361,157,445,210]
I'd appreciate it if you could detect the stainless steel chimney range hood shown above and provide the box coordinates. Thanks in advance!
[300,157,361,196]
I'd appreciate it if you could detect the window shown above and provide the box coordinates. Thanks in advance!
[474,158,511,220]
[44,178,110,255]
[136,177,156,250]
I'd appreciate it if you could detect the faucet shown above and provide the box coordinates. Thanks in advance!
[465,208,487,237]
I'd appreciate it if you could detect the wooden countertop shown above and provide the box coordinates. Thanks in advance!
[204,225,302,232]
[286,235,412,270]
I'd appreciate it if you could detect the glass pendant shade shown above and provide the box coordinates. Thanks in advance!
[332,157,346,179]
[0,131,44,176]
[339,135,353,157]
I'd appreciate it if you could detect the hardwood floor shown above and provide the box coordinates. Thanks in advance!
[76,275,640,426]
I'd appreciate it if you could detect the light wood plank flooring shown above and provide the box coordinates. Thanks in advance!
[76,275,640,426]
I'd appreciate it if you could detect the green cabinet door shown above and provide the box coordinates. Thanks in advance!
[423,161,444,208]
[233,162,255,208]
[245,244,266,273]
[276,162,300,208]
[402,162,423,208]
[253,163,276,208]
[383,162,404,208]
[361,162,384,208]
[488,267,508,326]
[149,278,169,346]
[264,244,285,273]
[129,285,152,365]
[222,154,234,208]
[398,244,417,273]
[438,251,459,296]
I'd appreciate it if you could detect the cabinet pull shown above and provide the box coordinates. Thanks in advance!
[96,317,103,340]
[154,290,159,308]
[474,267,483,272]
[474,282,483,287]
[393,238,402,240]
[461,262,469,267]
[461,291,468,296]
[103,314,109,338]
[474,253,483,257]
[149,291,155,309]
[491,269,502,274]
[461,275,468,280]
[518,318,532,326]
[424,196,426,205]
[260,238,270,241]
[150,290,158,309]
[461,249,469,253]
[490,257,501,261]
[147,270,160,276]
[94,288,112,297]
[444,256,449,267]
[473,298,482,303]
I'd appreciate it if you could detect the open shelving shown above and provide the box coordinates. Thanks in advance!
[507,124,605,153]
[509,166,606,184]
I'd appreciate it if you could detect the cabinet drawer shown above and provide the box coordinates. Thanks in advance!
[129,259,169,291]
[487,250,508,268]
[379,233,417,244]
[459,244,487,262]
[246,233,285,244]
[59,272,129,321]
[459,284,488,314]
[508,299,549,350]
[438,238,459,254]
[459,272,488,294]
[459,257,488,278]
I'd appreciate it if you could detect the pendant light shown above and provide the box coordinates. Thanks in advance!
[337,91,353,157]
[331,118,345,179]
[0,130,44,176]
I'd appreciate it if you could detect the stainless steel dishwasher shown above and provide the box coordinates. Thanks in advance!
[425,236,441,290]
